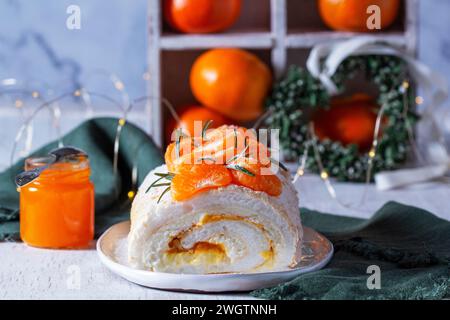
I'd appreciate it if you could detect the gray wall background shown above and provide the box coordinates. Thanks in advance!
[419,0,450,85]
[0,0,148,98]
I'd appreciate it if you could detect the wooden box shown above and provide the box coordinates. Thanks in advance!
[147,0,418,147]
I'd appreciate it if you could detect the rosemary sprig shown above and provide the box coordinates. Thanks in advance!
[146,176,165,193]
[202,120,213,141]
[154,172,175,180]
[151,182,171,187]
[157,186,171,203]
[146,172,174,193]
[145,172,175,203]
[175,128,183,159]
[270,157,288,171]
[196,156,216,164]
[244,136,249,157]
[226,163,255,177]
[226,139,250,165]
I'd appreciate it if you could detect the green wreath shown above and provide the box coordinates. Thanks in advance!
[265,55,419,182]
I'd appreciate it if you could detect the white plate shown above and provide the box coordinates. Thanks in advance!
[97,221,333,292]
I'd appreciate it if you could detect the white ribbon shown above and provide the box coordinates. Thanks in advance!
[306,36,449,190]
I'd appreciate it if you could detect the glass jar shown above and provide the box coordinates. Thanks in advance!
[19,153,94,248]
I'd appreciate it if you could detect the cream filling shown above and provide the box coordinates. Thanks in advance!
[145,213,276,274]
[160,214,274,270]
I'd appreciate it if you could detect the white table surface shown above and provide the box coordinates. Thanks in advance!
[1,174,449,300]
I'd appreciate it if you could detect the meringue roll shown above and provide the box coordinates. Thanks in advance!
[128,164,302,274]
[128,125,302,274]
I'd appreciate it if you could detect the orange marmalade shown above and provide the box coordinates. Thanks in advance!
[19,155,94,248]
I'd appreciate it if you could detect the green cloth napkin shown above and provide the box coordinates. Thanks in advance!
[0,117,163,240]
[252,202,450,300]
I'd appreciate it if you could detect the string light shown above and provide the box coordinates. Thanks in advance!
[4,69,435,215]
[400,79,426,164]
[6,77,146,207]
[5,76,383,213]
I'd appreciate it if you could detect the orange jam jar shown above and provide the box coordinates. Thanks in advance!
[19,153,94,248]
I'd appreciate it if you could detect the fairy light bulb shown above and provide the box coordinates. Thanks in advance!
[73,89,81,97]
[368,148,376,158]
[320,171,329,180]
[118,118,126,126]
[415,96,424,105]
[142,72,151,81]
[127,190,135,199]
[14,99,23,108]
[402,81,409,90]
[297,168,304,176]
[31,91,39,98]
[114,81,124,91]
[399,81,410,94]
